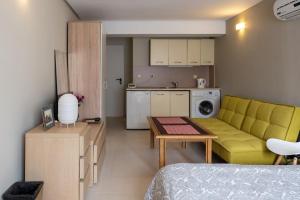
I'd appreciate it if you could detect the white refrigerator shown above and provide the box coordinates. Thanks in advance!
[126,91,150,129]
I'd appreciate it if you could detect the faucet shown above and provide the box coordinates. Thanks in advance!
[171,81,179,88]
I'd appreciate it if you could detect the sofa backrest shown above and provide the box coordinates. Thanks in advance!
[217,96,251,129]
[241,100,300,141]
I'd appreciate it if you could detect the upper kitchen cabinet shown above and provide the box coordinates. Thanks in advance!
[150,39,169,66]
[169,39,187,66]
[187,39,201,66]
[150,38,215,66]
[68,21,103,120]
[200,39,215,65]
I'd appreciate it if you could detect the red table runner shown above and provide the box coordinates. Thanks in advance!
[152,117,208,135]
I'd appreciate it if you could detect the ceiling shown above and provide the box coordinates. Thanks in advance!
[66,0,263,20]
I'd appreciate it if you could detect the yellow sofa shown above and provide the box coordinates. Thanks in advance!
[194,96,300,164]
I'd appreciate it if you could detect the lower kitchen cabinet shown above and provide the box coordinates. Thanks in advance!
[25,122,105,200]
[170,91,190,116]
[150,91,171,117]
[126,90,190,129]
[127,91,151,129]
[151,91,190,117]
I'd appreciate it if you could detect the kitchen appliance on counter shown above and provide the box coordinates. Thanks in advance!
[197,78,207,88]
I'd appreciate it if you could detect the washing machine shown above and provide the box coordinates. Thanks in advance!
[191,89,221,118]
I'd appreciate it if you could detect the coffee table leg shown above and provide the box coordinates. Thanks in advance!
[206,139,212,164]
[150,129,154,148]
[159,139,166,168]
[181,141,187,149]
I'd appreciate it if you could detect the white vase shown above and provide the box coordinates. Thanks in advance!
[58,94,78,125]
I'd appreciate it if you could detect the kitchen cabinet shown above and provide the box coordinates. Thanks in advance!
[25,122,106,200]
[169,39,187,66]
[150,91,170,117]
[187,40,201,66]
[170,91,190,116]
[127,91,151,129]
[150,38,214,66]
[126,90,191,128]
[200,39,215,65]
[150,39,169,66]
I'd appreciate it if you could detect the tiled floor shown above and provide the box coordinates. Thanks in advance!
[86,117,221,200]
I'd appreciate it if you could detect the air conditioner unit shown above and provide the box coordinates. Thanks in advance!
[274,0,300,20]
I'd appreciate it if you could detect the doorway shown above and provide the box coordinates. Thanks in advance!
[106,38,132,118]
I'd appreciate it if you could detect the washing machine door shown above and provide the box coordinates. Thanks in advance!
[198,100,214,117]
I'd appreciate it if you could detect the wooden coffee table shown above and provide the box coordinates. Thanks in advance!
[148,117,217,168]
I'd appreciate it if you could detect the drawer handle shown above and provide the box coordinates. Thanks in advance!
[190,61,198,64]
[176,94,185,96]
[174,61,182,64]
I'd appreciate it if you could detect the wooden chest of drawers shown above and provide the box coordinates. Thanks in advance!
[25,122,105,200]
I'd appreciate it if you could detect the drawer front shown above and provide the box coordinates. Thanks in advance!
[80,146,91,179]
[93,143,106,184]
[80,167,92,200]
[80,126,92,156]
[93,126,106,163]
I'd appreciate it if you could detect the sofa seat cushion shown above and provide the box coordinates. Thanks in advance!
[217,96,250,129]
[213,130,267,153]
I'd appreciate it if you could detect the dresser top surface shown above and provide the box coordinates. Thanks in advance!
[26,122,89,137]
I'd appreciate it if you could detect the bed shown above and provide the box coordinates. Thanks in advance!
[145,163,300,200]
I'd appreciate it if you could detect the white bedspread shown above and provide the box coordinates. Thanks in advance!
[145,163,300,200]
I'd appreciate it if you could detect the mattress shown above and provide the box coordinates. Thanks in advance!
[145,163,300,200]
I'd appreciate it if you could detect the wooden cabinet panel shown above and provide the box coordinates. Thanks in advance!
[169,40,187,66]
[93,124,106,163]
[79,126,92,156]
[201,39,215,65]
[93,143,106,184]
[80,168,92,200]
[170,91,190,116]
[68,21,102,120]
[187,40,201,66]
[151,91,170,116]
[25,122,106,200]
[150,39,169,66]
[80,146,91,180]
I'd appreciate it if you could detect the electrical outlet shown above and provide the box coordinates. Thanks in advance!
[137,74,142,78]
[193,75,198,79]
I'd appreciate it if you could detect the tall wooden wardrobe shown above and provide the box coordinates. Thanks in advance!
[68,21,104,120]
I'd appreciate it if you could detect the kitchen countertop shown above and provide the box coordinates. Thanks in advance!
[126,87,219,91]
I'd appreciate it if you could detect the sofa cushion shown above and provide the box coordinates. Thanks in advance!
[241,100,294,140]
[213,130,267,152]
[217,96,250,129]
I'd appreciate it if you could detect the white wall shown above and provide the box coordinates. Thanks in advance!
[103,20,226,36]
[0,0,77,193]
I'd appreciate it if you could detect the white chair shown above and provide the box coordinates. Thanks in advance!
[267,138,300,165]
